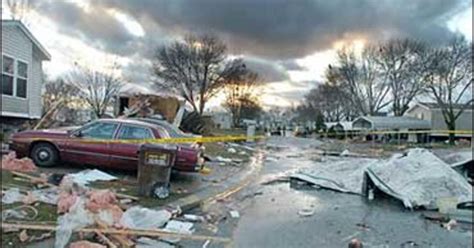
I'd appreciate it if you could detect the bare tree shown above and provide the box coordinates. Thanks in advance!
[424,36,473,144]
[223,71,262,126]
[42,78,79,115]
[304,83,353,122]
[152,34,247,116]
[5,0,29,22]
[374,39,428,116]
[326,46,391,116]
[68,64,123,118]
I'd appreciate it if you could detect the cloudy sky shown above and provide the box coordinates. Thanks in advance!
[2,0,472,109]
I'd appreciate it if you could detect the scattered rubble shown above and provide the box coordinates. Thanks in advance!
[1,152,37,172]
[162,220,194,243]
[363,149,472,209]
[229,210,240,218]
[69,241,106,248]
[120,206,172,229]
[297,208,315,217]
[67,169,118,186]
[291,148,472,210]
[291,157,377,194]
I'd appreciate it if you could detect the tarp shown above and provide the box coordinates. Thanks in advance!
[291,157,378,194]
[66,169,117,186]
[364,149,473,209]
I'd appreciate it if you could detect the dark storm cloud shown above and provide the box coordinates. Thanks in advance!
[98,0,470,59]
[32,0,138,55]
[242,57,289,82]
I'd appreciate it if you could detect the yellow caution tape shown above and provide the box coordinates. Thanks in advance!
[30,135,267,144]
[342,130,473,135]
[22,129,472,145]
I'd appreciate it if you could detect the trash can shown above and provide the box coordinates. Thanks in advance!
[137,144,176,198]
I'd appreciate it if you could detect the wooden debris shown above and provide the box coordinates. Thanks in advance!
[1,223,232,243]
[94,230,118,248]
[19,229,29,242]
[10,171,138,201]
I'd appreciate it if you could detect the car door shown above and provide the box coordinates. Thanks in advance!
[62,121,119,167]
[109,124,156,170]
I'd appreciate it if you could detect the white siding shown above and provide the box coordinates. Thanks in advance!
[407,104,472,137]
[30,51,43,118]
[1,24,43,118]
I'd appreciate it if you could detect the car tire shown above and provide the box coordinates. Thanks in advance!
[31,143,59,167]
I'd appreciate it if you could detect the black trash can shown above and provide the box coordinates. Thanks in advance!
[137,144,177,198]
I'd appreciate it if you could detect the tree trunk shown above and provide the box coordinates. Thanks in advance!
[447,121,456,146]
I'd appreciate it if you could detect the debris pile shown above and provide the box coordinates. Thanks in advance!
[363,149,472,209]
[1,152,37,172]
[291,149,473,210]
[1,168,230,247]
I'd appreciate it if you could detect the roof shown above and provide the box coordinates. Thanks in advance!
[119,83,184,100]
[2,20,51,60]
[324,122,338,129]
[336,121,353,131]
[417,102,473,111]
[353,116,431,130]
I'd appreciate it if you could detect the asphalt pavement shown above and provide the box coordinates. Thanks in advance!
[217,137,472,248]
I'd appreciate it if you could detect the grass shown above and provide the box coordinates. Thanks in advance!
[1,170,59,247]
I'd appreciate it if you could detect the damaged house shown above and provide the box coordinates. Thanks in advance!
[115,83,186,126]
[1,20,51,136]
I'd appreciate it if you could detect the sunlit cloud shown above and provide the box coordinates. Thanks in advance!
[107,9,145,37]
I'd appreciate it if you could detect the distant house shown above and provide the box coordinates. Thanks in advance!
[353,116,431,142]
[211,111,233,129]
[1,20,51,134]
[405,102,473,138]
[353,116,431,131]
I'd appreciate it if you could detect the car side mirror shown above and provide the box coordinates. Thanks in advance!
[72,130,83,138]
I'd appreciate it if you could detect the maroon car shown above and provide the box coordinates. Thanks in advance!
[9,119,204,172]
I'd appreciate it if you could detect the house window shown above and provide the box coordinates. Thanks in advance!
[1,55,14,96]
[1,55,28,98]
[16,61,28,98]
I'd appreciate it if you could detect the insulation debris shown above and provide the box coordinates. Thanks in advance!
[1,152,37,172]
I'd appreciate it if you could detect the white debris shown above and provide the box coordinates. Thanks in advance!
[183,214,205,222]
[120,206,172,229]
[137,237,175,248]
[364,149,473,209]
[291,158,378,194]
[2,188,25,204]
[162,220,194,243]
[55,198,94,248]
[31,188,59,205]
[227,148,237,154]
[229,210,240,218]
[67,169,117,186]
[214,156,233,163]
[297,208,315,217]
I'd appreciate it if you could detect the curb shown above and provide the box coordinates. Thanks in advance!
[167,150,264,212]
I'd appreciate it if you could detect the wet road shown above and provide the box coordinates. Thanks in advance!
[229,137,472,248]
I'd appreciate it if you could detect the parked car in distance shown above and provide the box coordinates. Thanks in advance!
[9,119,204,172]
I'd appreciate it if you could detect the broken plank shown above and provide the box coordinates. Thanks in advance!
[1,223,232,243]
[94,230,118,248]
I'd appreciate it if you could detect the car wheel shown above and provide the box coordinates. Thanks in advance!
[31,143,59,167]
